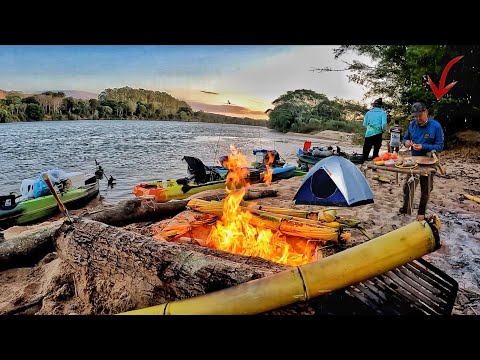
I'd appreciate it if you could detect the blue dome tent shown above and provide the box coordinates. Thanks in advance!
[293,156,374,206]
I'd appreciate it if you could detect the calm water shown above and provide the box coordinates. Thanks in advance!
[1,120,334,204]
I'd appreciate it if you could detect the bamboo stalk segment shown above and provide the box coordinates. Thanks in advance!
[187,198,342,242]
[241,201,313,218]
[241,202,337,223]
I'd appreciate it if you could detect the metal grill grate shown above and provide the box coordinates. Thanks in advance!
[314,258,458,315]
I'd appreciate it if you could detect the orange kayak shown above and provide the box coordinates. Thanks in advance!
[132,179,226,202]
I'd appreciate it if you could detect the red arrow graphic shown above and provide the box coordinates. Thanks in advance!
[427,55,464,100]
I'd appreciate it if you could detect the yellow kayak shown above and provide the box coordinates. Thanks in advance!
[132,179,226,202]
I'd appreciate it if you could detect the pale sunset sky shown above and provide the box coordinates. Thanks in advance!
[0,45,372,119]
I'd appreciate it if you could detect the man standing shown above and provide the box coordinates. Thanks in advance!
[362,98,387,163]
[399,102,444,221]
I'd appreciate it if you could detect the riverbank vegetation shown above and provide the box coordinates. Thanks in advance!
[0,87,266,127]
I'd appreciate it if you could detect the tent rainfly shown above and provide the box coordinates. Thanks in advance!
[293,156,374,206]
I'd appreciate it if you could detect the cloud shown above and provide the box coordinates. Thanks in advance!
[186,101,267,119]
[200,90,220,95]
[215,45,372,104]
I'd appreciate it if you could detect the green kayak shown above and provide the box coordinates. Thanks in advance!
[0,180,99,229]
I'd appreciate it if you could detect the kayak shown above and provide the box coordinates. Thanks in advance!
[297,147,334,166]
[132,179,227,202]
[208,165,297,181]
[132,164,274,203]
[252,149,285,167]
[254,164,297,180]
[298,147,373,166]
[292,169,308,177]
[0,177,99,229]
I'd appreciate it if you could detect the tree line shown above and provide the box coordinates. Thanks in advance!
[0,86,266,127]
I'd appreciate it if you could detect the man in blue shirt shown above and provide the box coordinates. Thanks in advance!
[399,102,444,221]
[362,98,387,163]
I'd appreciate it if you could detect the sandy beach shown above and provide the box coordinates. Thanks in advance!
[1,130,479,315]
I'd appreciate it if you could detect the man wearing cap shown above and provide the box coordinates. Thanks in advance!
[362,98,387,163]
[399,102,444,221]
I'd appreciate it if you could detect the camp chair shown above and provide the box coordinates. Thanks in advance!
[182,156,223,184]
[313,257,458,315]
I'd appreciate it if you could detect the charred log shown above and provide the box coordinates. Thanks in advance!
[86,198,188,226]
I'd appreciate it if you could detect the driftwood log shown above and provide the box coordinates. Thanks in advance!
[54,218,355,315]
[0,222,62,271]
[0,189,278,272]
[86,188,278,226]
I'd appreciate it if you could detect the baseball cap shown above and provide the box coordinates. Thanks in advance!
[411,102,427,116]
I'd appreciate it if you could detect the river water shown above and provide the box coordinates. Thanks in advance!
[1,120,342,204]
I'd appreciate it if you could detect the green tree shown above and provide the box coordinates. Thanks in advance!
[62,97,78,115]
[101,106,113,117]
[268,103,297,132]
[25,103,45,120]
[268,90,346,133]
[136,103,147,117]
[177,106,193,116]
[0,107,9,122]
[272,89,329,107]
[22,96,40,105]
[5,95,22,106]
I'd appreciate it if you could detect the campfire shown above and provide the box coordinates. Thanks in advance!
[154,145,349,266]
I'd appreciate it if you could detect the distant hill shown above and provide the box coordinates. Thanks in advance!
[54,90,98,100]
[0,89,32,99]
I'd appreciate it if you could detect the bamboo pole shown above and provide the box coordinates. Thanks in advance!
[365,164,435,176]
[120,216,441,315]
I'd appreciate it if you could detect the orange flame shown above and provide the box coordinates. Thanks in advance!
[207,146,315,266]
[266,151,275,165]
[263,151,275,185]
[223,145,251,189]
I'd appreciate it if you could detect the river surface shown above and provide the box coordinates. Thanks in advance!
[1,120,350,204]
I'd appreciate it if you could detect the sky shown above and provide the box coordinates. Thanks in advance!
[0,45,372,119]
